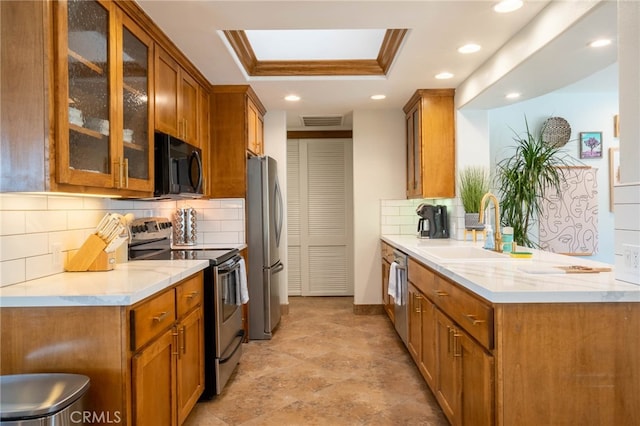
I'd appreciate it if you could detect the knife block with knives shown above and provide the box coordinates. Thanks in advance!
[66,213,129,272]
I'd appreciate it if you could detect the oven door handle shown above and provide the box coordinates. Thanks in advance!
[219,330,245,364]
[218,257,241,275]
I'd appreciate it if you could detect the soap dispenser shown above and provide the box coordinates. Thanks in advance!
[483,224,495,250]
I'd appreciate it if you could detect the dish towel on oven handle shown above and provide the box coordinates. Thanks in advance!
[238,257,249,304]
[387,262,399,304]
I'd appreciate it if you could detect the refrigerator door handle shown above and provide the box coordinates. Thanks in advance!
[274,176,284,247]
[271,261,284,274]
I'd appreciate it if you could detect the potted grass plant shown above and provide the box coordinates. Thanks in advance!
[495,117,575,248]
[458,166,490,230]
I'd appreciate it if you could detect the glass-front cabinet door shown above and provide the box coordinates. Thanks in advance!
[55,0,153,193]
[118,10,154,192]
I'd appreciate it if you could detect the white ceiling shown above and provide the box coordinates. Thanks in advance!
[135,0,618,129]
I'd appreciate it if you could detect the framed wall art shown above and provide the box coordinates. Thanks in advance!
[579,132,603,159]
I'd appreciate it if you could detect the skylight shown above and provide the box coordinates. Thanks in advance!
[245,29,386,61]
[222,28,407,77]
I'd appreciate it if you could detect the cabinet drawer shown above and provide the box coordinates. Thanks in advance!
[431,276,493,350]
[177,272,203,318]
[131,289,176,350]
[408,258,436,295]
[381,241,395,263]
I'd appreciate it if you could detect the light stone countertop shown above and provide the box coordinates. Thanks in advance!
[171,243,247,250]
[0,260,209,308]
[382,234,640,304]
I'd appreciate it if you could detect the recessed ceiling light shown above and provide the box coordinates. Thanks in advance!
[589,39,612,48]
[371,94,386,100]
[284,95,301,102]
[435,72,454,80]
[494,0,523,13]
[458,44,481,54]
[505,92,521,99]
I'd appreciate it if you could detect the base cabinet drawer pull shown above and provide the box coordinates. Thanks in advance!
[179,326,186,356]
[465,314,485,325]
[435,290,449,297]
[153,311,169,323]
[186,291,200,300]
[172,329,179,356]
[453,332,462,357]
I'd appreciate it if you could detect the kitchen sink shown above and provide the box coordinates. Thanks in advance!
[418,246,513,262]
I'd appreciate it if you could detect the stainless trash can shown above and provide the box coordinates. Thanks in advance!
[0,373,90,425]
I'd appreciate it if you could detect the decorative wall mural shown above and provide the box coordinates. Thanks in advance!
[539,167,598,255]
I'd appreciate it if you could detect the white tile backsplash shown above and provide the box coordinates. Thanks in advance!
[380,198,457,237]
[26,210,68,233]
[614,182,640,285]
[0,193,245,287]
[0,211,26,235]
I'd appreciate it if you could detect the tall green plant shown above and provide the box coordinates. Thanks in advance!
[496,118,574,248]
[459,166,490,213]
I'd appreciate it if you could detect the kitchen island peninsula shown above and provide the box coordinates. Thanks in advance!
[0,260,209,425]
[382,235,640,426]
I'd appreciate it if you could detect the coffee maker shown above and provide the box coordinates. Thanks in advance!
[416,203,449,239]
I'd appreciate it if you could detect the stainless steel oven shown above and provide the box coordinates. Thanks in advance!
[206,252,244,398]
[128,220,245,399]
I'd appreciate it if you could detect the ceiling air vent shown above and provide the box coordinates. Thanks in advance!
[300,115,344,127]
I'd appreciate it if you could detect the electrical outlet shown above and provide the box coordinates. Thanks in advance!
[51,242,62,268]
[623,244,640,272]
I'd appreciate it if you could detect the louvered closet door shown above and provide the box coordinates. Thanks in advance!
[287,138,353,296]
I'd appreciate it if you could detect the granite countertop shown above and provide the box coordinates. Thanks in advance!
[0,260,209,308]
[382,234,640,304]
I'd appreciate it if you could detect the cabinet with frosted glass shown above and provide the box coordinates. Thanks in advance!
[54,0,154,194]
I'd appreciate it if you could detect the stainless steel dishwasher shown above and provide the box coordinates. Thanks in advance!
[392,249,409,346]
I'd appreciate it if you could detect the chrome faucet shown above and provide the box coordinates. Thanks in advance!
[478,192,502,253]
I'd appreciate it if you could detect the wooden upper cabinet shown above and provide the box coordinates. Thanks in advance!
[208,85,266,198]
[403,89,455,199]
[155,48,180,136]
[55,0,155,193]
[154,47,200,146]
[247,98,264,156]
[1,0,154,195]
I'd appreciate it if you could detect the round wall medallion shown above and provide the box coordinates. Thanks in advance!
[542,117,571,147]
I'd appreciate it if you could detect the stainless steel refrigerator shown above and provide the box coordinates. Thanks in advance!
[247,156,284,340]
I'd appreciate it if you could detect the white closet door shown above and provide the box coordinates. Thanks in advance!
[287,138,353,296]
[287,140,302,295]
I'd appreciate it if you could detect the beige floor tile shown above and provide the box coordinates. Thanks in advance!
[184,297,448,426]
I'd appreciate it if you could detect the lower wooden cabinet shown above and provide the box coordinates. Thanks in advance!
[434,309,494,426]
[0,271,205,426]
[383,240,640,426]
[381,241,395,321]
[418,294,437,390]
[132,327,177,425]
[176,307,204,424]
[131,274,205,426]
[407,285,421,362]
[407,256,494,426]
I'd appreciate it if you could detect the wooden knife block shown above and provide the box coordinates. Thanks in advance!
[66,234,114,272]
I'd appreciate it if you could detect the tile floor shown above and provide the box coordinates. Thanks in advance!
[184,297,448,425]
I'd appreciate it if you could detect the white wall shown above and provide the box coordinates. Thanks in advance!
[352,109,405,305]
[614,1,640,284]
[263,110,289,302]
[487,89,619,263]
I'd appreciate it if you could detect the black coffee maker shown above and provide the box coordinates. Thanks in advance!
[416,203,449,239]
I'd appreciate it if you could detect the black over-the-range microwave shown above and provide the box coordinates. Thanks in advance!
[154,131,203,198]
